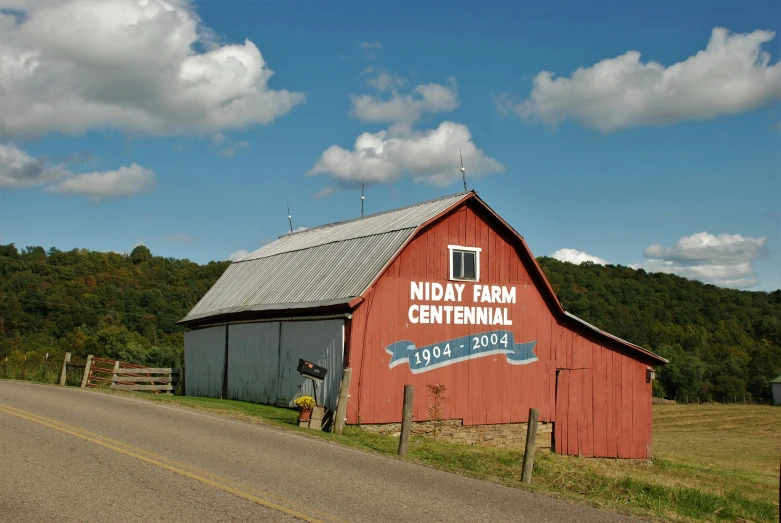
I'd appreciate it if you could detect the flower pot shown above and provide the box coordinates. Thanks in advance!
[299,408,313,421]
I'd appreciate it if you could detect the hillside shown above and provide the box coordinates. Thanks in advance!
[1,244,779,402]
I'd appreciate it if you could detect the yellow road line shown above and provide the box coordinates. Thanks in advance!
[0,404,330,523]
[0,403,349,523]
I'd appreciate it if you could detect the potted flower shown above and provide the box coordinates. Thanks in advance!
[294,395,316,421]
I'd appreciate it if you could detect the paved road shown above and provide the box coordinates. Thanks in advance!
[0,382,640,522]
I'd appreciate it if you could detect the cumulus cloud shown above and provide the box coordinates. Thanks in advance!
[634,232,769,288]
[1,141,152,200]
[308,121,504,187]
[499,27,781,131]
[0,142,69,187]
[46,163,156,202]
[228,249,249,261]
[359,41,383,50]
[0,0,304,139]
[351,75,458,124]
[551,248,609,265]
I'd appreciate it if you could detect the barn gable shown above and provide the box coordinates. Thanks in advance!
[345,196,664,458]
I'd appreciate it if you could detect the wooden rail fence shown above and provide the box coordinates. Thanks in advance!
[110,368,180,392]
[75,355,180,393]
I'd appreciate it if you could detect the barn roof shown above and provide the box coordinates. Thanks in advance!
[181,191,666,364]
[772,375,781,384]
[181,192,469,323]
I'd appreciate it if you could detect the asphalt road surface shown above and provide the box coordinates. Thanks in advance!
[0,381,642,522]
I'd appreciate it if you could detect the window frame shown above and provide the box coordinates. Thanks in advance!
[448,245,481,282]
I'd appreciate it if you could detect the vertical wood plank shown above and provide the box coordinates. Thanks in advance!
[568,370,579,455]
[619,354,632,458]
[613,352,623,458]
[605,348,616,457]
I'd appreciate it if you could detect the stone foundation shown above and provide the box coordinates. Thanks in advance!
[360,419,552,449]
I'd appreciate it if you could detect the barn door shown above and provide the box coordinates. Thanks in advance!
[554,369,594,457]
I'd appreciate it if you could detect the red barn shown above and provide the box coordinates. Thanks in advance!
[181,191,666,459]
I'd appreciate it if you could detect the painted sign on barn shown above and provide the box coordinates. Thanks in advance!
[386,330,537,373]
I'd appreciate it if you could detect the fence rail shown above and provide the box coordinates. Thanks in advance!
[110,366,179,393]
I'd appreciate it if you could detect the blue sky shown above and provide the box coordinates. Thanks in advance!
[0,0,779,290]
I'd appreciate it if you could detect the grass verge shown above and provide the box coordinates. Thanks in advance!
[103,392,779,523]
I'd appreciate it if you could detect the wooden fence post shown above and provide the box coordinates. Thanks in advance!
[59,352,71,386]
[521,407,539,484]
[334,368,352,436]
[398,385,414,456]
[80,355,93,388]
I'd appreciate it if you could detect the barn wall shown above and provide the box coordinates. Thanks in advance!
[184,326,227,398]
[185,320,344,410]
[227,322,280,404]
[347,201,654,458]
[278,319,344,411]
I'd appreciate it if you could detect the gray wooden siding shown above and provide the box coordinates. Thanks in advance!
[184,326,226,398]
[277,319,344,411]
[227,322,280,404]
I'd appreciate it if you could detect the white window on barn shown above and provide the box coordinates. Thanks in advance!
[448,245,481,282]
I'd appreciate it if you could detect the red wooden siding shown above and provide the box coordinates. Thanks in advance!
[346,201,655,458]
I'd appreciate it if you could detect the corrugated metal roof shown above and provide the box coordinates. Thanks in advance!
[182,193,469,323]
[238,192,467,261]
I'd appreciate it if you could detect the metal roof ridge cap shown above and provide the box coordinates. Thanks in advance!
[238,228,418,261]
[275,191,470,238]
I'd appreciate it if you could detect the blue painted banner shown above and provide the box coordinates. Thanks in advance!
[386,330,537,374]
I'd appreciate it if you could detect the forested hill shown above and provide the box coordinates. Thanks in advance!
[1,244,779,402]
[0,244,228,369]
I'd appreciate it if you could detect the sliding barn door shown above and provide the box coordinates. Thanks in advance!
[554,368,594,457]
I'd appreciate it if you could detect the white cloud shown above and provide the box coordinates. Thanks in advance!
[228,249,249,261]
[308,121,504,187]
[314,186,336,199]
[364,68,406,93]
[219,141,249,158]
[164,234,191,244]
[551,248,609,265]
[46,163,156,202]
[281,226,308,236]
[351,76,459,124]
[634,232,769,288]
[1,141,153,201]
[0,142,69,187]
[0,0,304,139]
[359,41,383,50]
[500,27,781,131]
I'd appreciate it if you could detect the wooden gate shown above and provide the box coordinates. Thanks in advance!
[554,368,594,457]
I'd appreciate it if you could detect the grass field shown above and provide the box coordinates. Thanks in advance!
[108,393,779,523]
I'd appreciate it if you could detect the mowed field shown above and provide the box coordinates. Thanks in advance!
[653,404,781,508]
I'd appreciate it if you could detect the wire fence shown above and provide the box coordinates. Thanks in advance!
[0,357,83,387]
